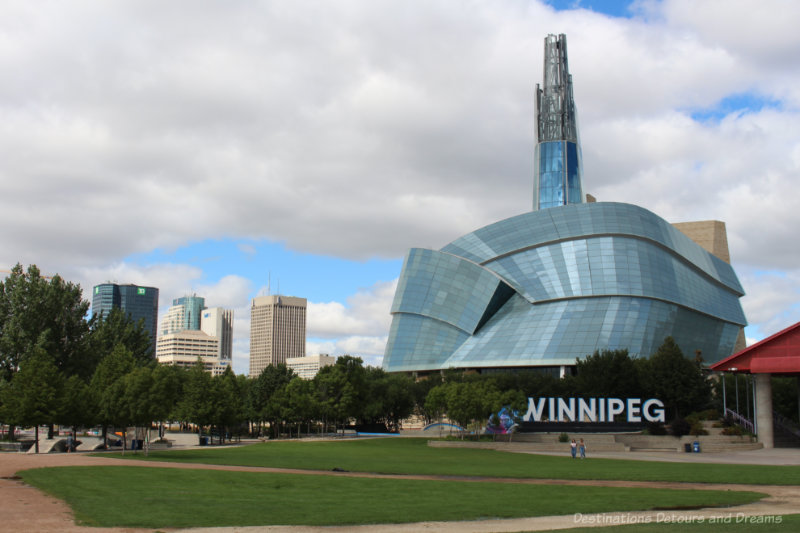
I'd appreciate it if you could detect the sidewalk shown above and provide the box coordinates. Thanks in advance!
[521,446,800,465]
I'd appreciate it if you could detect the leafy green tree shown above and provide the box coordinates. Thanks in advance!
[90,344,135,449]
[363,369,415,432]
[0,264,91,381]
[282,377,317,436]
[645,337,711,420]
[314,356,367,431]
[89,307,153,366]
[0,264,91,439]
[424,383,448,424]
[212,367,244,444]
[250,363,295,438]
[150,363,185,436]
[570,349,645,398]
[411,373,444,425]
[177,360,215,444]
[443,380,503,439]
[121,365,157,453]
[59,375,93,442]
[0,349,64,453]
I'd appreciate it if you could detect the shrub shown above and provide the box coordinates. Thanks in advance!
[644,421,667,435]
[690,421,708,436]
[670,417,691,437]
[558,432,569,443]
[721,425,744,436]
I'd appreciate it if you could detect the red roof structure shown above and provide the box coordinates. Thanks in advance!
[711,321,800,375]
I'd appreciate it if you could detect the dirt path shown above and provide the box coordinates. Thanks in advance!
[2,452,798,533]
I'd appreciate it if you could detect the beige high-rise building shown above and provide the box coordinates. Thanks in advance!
[286,354,335,380]
[156,329,225,376]
[249,295,306,376]
[201,307,234,365]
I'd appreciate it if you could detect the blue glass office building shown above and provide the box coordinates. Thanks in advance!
[92,283,160,353]
[382,35,746,373]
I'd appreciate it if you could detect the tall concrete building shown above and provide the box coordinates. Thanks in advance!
[201,307,234,366]
[155,330,224,375]
[92,283,159,353]
[249,295,306,376]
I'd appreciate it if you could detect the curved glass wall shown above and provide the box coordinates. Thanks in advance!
[383,202,747,373]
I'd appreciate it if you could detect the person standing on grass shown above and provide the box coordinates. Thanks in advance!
[579,438,586,459]
[570,438,577,458]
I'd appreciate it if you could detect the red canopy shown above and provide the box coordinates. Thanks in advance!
[711,321,800,375]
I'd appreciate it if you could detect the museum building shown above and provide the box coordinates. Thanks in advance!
[383,34,747,374]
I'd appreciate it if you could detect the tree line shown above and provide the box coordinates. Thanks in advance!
[2,263,742,452]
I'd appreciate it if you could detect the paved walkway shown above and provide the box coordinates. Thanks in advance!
[521,446,800,465]
[1,445,799,533]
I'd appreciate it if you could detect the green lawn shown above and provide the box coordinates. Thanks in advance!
[19,465,764,529]
[105,438,800,485]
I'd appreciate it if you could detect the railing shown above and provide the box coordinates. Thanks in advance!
[725,408,755,433]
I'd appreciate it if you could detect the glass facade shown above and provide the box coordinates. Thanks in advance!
[92,283,160,353]
[174,295,205,331]
[535,141,583,209]
[382,202,747,373]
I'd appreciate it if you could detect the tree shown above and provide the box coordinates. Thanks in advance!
[0,264,92,440]
[250,363,295,438]
[314,356,367,431]
[281,377,316,437]
[177,360,215,445]
[645,337,711,420]
[150,363,185,437]
[443,380,502,439]
[58,375,93,444]
[90,344,135,450]
[362,369,414,432]
[212,367,244,444]
[411,373,444,426]
[0,264,91,381]
[0,349,64,453]
[89,307,153,366]
[570,349,645,399]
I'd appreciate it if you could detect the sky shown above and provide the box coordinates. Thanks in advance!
[2,0,799,374]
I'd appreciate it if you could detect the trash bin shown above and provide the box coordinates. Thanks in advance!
[684,443,692,453]
[692,441,701,453]
[200,436,208,446]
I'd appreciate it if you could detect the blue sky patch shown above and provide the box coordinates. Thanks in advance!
[690,92,782,123]
[125,239,403,304]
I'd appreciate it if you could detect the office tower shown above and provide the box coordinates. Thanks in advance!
[161,295,206,335]
[201,307,234,365]
[92,283,160,353]
[155,329,224,376]
[533,33,584,210]
[249,295,306,376]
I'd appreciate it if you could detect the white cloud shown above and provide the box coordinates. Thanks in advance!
[306,279,396,367]
[1,0,798,360]
[308,279,396,338]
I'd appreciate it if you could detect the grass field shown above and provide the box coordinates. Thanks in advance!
[104,438,800,485]
[19,465,765,529]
